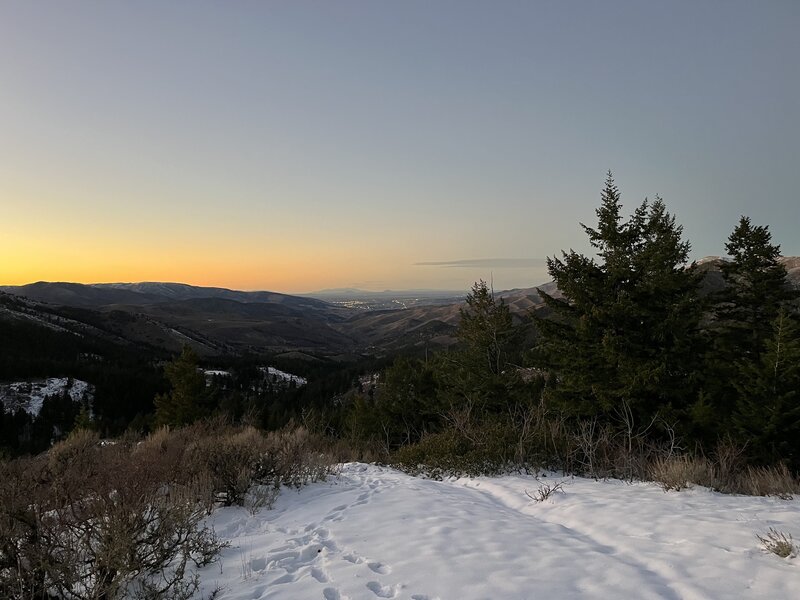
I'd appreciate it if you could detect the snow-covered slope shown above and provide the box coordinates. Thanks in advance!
[196,464,799,599]
[262,366,307,387]
[0,378,93,416]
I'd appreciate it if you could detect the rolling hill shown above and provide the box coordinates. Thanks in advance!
[2,257,798,356]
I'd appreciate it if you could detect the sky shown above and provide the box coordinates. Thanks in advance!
[1,1,798,293]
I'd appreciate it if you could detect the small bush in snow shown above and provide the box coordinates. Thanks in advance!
[525,480,565,502]
[757,528,795,558]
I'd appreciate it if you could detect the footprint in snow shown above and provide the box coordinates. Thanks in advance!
[288,532,313,545]
[249,556,267,572]
[342,552,364,564]
[323,506,348,523]
[367,561,391,575]
[366,581,401,598]
[323,588,348,600]
[266,550,299,568]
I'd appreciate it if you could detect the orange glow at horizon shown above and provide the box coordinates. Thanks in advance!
[0,231,409,293]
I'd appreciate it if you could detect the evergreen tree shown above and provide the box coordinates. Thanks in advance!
[437,280,524,416]
[457,280,515,377]
[717,216,796,359]
[731,309,800,467]
[154,346,211,427]
[535,173,703,424]
[346,356,441,449]
[73,400,94,432]
[702,217,796,429]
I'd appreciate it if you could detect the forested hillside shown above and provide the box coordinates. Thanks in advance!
[341,175,800,474]
[3,175,799,474]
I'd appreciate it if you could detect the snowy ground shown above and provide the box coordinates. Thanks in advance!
[196,464,799,600]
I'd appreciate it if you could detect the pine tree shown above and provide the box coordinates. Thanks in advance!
[350,356,441,448]
[534,173,702,424]
[732,309,800,467]
[457,280,515,377]
[435,280,523,416]
[154,346,211,426]
[702,217,797,429]
[717,216,796,359]
[73,401,94,432]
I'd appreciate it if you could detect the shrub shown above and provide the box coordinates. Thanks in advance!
[182,424,335,508]
[0,435,225,600]
[392,421,520,479]
[757,528,795,558]
[184,425,269,507]
[525,479,566,502]
[264,426,332,488]
[0,422,339,599]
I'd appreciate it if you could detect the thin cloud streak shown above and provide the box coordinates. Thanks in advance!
[415,258,547,269]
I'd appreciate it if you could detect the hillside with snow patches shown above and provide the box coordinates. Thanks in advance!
[203,367,307,387]
[0,377,93,416]
[194,464,799,600]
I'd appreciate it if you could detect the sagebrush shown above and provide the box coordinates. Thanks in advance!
[0,422,338,600]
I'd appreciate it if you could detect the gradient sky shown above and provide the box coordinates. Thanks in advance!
[1,1,798,293]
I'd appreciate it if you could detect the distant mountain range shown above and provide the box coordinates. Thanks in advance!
[1,281,335,311]
[2,257,798,357]
[0,282,355,356]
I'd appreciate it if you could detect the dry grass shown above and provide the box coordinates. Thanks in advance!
[648,445,799,497]
[725,464,798,498]
[757,528,796,558]
[649,455,716,491]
